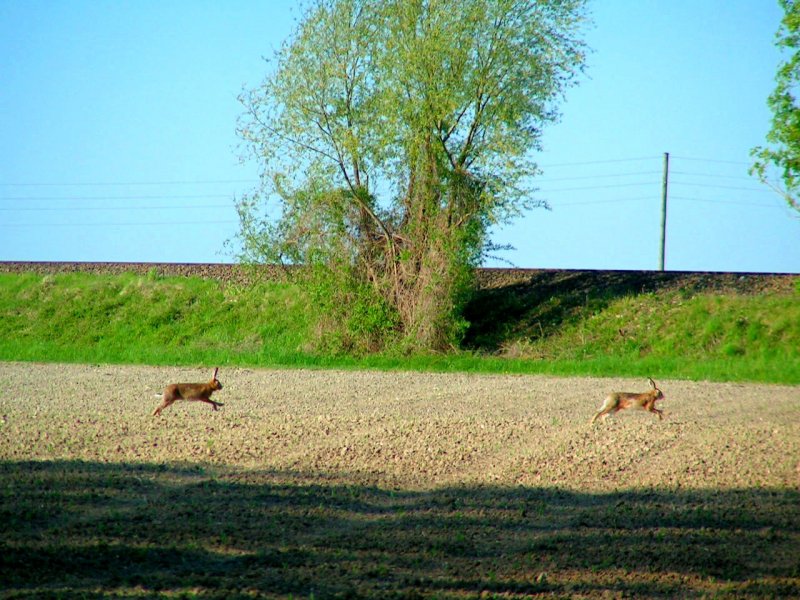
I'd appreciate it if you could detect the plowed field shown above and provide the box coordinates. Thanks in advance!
[1,362,798,598]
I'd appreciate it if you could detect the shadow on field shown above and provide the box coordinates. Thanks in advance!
[1,460,798,598]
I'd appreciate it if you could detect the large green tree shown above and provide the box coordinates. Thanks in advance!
[236,0,587,352]
[752,0,800,212]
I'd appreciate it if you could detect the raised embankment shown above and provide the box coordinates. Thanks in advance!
[0,261,796,292]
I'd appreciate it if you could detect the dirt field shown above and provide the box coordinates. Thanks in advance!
[1,362,799,598]
[3,362,798,491]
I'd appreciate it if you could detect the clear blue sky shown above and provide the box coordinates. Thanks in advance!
[1,1,798,273]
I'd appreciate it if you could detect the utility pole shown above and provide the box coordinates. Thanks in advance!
[659,152,669,271]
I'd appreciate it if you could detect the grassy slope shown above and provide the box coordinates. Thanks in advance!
[0,272,316,367]
[0,270,798,383]
[464,270,800,383]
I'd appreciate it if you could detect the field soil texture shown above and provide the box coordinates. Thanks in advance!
[1,362,798,598]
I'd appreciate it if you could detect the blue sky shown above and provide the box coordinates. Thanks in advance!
[1,0,798,273]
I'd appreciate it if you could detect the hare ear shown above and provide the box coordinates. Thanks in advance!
[648,377,656,389]
[213,367,219,380]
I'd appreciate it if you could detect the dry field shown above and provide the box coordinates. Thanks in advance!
[1,362,799,598]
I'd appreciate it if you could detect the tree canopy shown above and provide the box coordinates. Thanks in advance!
[236,0,588,352]
[752,0,800,213]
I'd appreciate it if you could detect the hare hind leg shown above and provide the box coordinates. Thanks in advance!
[590,395,618,424]
[152,396,175,416]
[591,408,613,423]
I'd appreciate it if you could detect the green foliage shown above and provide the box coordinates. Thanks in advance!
[751,0,800,211]
[235,0,588,352]
[304,263,402,355]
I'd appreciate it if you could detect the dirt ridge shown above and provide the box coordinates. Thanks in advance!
[1,260,797,292]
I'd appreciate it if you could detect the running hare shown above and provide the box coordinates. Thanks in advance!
[152,368,224,416]
[591,377,664,423]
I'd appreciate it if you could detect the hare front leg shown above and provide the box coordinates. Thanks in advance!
[198,398,224,411]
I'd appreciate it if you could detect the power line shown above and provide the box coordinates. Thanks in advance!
[671,170,757,182]
[1,220,239,228]
[670,155,752,166]
[539,156,661,168]
[0,204,233,212]
[0,194,232,201]
[555,196,654,207]
[0,179,257,187]
[540,181,660,193]
[536,170,661,183]
[671,196,784,208]
[0,153,789,232]
[668,181,773,193]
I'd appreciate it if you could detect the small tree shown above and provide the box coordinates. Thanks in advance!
[752,0,800,212]
[236,0,588,352]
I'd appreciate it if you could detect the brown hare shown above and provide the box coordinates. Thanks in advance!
[152,368,224,416]
[591,377,664,423]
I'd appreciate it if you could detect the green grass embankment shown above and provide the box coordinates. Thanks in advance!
[0,272,316,367]
[0,270,798,383]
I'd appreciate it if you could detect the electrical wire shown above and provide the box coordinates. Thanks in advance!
[670,155,752,166]
[0,154,789,229]
[668,181,773,193]
[0,194,232,201]
[555,196,654,207]
[539,156,661,168]
[1,220,239,228]
[536,170,662,183]
[670,196,784,208]
[0,204,233,212]
[539,181,659,193]
[0,179,257,187]
[670,170,757,182]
